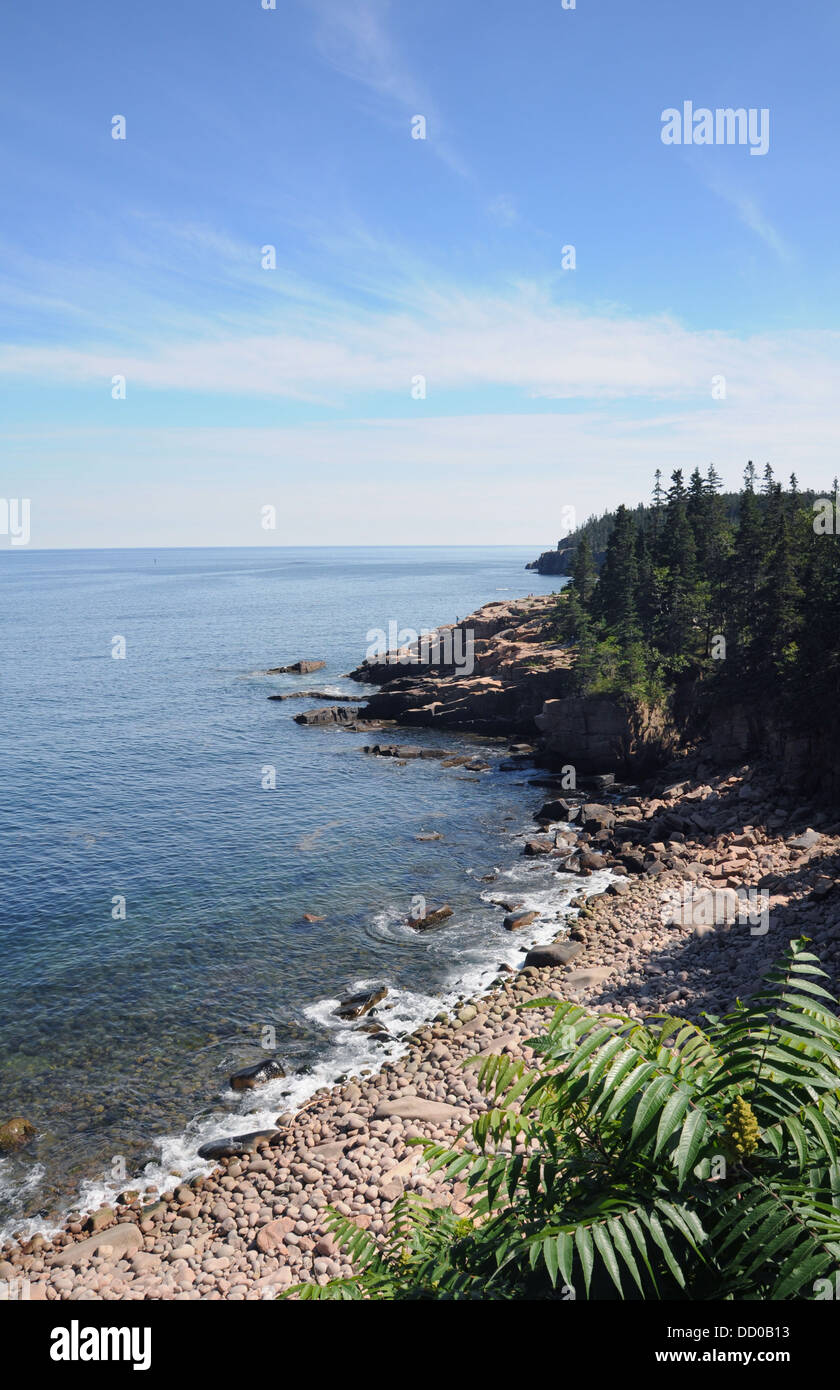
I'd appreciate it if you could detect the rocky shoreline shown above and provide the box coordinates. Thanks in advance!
[2,599,839,1301]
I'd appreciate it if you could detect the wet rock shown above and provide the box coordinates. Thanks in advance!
[267,660,327,675]
[504,909,540,931]
[293,705,357,726]
[84,1207,115,1233]
[536,798,580,822]
[139,1199,167,1222]
[269,690,363,702]
[356,1020,390,1037]
[524,838,553,856]
[335,986,387,1020]
[415,832,443,842]
[0,1117,36,1151]
[197,1130,280,1161]
[408,905,454,931]
[229,1058,287,1091]
[302,912,325,922]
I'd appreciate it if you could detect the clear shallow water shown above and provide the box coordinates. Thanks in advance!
[0,546,575,1238]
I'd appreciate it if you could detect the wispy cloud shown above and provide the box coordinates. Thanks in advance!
[706,174,794,263]
[3,275,838,411]
[302,0,471,179]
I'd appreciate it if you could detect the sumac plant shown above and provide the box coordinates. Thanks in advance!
[287,939,840,1300]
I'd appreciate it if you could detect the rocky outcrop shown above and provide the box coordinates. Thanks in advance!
[703,702,840,798]
[348,596,575,736]
[526,544,606,575]
[535,696,678,776]
[269,691,363,703]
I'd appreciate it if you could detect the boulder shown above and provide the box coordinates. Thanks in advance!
[789,828,821,850]
[54,1223,143,1267]
[580,803,616,833]
[229,1058,287,1091]
[504,909,540,931]
[197,1129,280,1161]
[524,940,583,968]
[335,986,387,1020]
[565,967,613,990]
[536,798,580,822]
[524,838,553,856]
[255,1217,295,1253]
[84,1206,115,1233]
[373,1098,463,1124]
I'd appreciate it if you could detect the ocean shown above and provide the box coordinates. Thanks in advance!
[0,546,588,1239]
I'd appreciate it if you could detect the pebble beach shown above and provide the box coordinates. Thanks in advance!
[3,750,839,1300]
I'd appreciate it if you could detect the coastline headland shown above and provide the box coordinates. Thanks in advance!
[3,593,839,1299]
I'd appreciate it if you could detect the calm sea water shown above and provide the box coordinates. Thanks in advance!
[0,546,582,1238]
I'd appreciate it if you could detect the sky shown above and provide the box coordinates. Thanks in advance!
[1,0,839,548]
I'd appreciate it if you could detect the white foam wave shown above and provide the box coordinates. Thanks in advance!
[1,813,612,1247]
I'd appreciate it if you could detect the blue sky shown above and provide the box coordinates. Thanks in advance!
[2,0,839,547]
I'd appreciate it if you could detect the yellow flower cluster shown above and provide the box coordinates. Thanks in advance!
[724,1095,761,1159]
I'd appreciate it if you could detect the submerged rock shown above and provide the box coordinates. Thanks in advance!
[228,1058,287,1091]
[335,986,387,1020]
[0,1116,36,1151]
